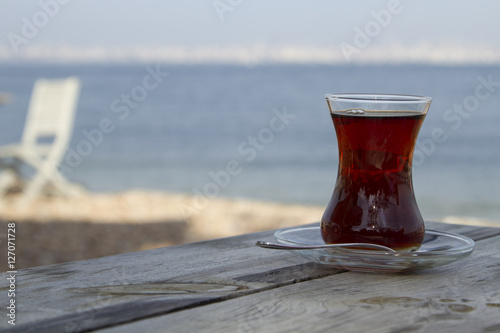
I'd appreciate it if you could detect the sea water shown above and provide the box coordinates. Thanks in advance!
[0,63,499,224]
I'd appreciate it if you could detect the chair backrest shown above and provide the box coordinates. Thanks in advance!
[21,77,80,154]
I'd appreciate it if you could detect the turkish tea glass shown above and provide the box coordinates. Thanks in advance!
[322,94,432,251]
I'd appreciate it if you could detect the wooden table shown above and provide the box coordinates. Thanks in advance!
[2,221,500,333]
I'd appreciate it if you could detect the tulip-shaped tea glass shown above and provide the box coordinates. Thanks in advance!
[322,94,432,251]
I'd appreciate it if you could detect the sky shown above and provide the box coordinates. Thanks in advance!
[1,0,500,64]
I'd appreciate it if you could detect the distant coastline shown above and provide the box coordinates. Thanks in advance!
[2,43,500,66]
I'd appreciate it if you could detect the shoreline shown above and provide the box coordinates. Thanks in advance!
[1,189,498,270]
[0,190,325,270]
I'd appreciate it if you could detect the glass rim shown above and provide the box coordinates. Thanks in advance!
[325,93,432,103]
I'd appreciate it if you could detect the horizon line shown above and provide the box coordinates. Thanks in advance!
[1,43,500,66]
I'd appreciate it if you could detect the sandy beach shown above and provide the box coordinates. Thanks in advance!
[1,190,498,270]
[0,190,325,269]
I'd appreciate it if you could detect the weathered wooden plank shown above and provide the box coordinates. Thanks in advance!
[92,233,500,333]
[0,226,344,332]
[429,222,500,241]
[0,222,497,332]
[425,221,500,241]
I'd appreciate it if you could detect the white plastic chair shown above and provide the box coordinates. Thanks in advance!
[0,77,82,202]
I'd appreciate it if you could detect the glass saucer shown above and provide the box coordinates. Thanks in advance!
[273,226,475,273]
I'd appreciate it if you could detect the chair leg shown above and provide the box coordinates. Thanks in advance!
[16,171,47,205]
[44,171,85,197]
[15,167,85,206]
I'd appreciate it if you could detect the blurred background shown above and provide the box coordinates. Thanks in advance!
[0,0,499,268]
